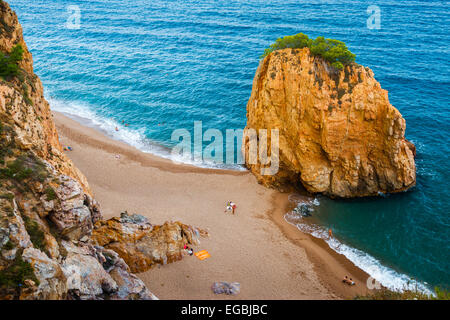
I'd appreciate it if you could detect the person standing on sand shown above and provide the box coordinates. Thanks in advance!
[230,202,236,215]
[225,201,232,213]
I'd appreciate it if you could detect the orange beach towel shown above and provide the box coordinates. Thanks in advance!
[194,250,211,260]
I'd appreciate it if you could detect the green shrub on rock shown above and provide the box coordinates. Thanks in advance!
[261,33,312,59]
[0,154,48,183]
[261,33,356,70]
[0,44,24,78]
[44,186,57,201]
[21,214,47,253]
[0,253,40,289]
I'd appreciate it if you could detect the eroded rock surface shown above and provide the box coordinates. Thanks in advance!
[0,1,90,193]
[92,212,207,273]
[243,47,416,197]
[0,1,188,300]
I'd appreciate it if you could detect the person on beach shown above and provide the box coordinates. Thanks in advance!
[328,228,333,239]
[115,127,119,132]
[230,202,237,215]
[184,244,193,256]
[342,276,355,286]
[225,201,232,213]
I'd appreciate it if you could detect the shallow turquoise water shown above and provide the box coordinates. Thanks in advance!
[8,0,449,291]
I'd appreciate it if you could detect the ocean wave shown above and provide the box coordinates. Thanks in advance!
[47,95,246,172]
[284,198,433,295]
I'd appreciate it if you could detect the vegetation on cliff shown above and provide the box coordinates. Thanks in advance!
[0,43,23,78]
[0,1,166,300]
[0,253,40,290]
[261,33,356,70]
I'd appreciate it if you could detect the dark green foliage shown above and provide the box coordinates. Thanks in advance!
[0,192,14,200]
[310,37,356,66]
[21,214,47,253]
[0,253,40,289]
[337,88,346,100]
[261,33,312,59]
[261,33,356,70]
[434,287,450,300]
[0,158,32,180]
[2,205,14,217]
[331,61,344,70]
[0,44,24,78]
[0,154,48,183]
[44,186,57,201]
[3,240,14,250]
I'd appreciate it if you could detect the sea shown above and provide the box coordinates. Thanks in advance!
[8,0,449,293]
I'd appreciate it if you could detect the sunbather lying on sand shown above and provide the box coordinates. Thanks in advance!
[183,244,193,256]
[342,276,355,286]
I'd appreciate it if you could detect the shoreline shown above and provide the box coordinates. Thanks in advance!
[53,111,373,299]
[269,193,373,298]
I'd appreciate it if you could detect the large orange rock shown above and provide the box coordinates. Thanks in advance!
[243,48,416,198]
[92,212,208,273]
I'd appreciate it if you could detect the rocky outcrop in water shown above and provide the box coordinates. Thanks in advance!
[243,47,416,198]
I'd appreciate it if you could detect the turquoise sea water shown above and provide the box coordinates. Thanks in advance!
[9,0,449,292]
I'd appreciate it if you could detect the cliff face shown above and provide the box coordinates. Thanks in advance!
[0,1,152,300]
[0,1,200,300]
[92,213,207,274]
[0,2,90,193]
[243,47,416,198]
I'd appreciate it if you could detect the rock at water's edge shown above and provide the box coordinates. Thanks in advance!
[243,47,416,198]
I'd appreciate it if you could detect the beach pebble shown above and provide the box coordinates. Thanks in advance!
[211,282,240,295]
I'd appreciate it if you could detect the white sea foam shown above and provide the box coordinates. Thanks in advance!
[284,198,433,295]
[47,95,246,171]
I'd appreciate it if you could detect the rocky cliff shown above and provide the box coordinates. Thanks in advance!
[0,1,201,300]
[0,1,90,193]
[243,47,416,198]
[92,213,208,274]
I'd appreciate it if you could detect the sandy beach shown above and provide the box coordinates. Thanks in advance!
[53,111,373,300]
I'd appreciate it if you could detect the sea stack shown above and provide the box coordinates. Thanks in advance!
[243,47,416,198]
